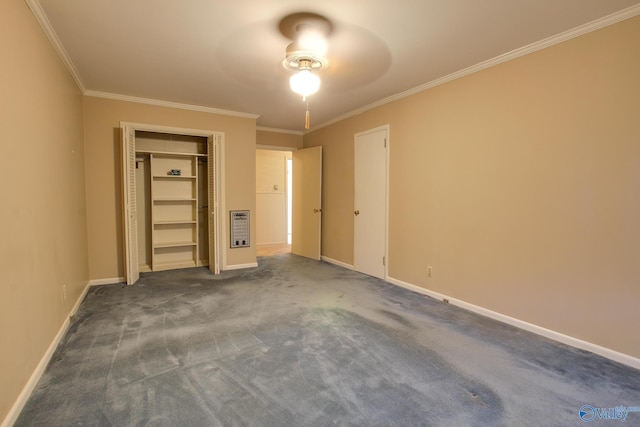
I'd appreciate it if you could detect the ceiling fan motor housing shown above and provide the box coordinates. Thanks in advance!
[280,12,332,73]
[283,42,329,72]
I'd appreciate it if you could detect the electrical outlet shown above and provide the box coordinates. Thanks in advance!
[427,266,433,277]
[62,284,67,301]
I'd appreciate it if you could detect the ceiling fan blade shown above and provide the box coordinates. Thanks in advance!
[322,22,391,92]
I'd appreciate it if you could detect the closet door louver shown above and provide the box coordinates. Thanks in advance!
[122,125,140,285]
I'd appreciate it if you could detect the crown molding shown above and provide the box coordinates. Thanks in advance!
[26,2,259,121]
[256,126,303,136]
[310,4,640,132]
[25,0,86,92]
[84,91,260,120]
[27,0,640,132]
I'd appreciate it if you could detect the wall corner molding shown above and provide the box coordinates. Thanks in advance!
[24,0,86,93]
[310,4,640,132]
[224,262,259,271]
[321,256,354,270]
[385,276,640,371]
[84,91,260,120]
[1,280,92,427]
[88,277,125,286]
[256,126,303,136]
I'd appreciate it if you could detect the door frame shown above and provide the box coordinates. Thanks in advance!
[291,146,323,260]
[354,125,390,279]
[256,144,296,247]
[121,121,225,283]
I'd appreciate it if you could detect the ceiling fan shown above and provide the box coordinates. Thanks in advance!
[279,12,334,128]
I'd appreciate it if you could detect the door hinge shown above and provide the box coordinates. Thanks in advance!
[384,138,387,148]
[383,256,386,266]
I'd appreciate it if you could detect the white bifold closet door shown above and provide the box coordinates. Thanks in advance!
[122,125,140,285]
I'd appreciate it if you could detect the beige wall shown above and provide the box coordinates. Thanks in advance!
[83,97,257,279]
[305,16,640,358]
[0,0,89,422]
[257,130,303,149]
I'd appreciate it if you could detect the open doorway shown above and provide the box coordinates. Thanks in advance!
[255,145,322,260]
[256,149,292,256]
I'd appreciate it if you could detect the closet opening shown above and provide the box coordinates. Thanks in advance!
[135,131,209,272]
[122,123,223,285]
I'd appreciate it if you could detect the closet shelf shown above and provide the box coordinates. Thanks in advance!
[152,175,197,179]
[147,152,200,272]
[153,198,197,202]
[152,260,198,272]
[137,149,206,158]
[154,220,197,225]
[153,241,197,249]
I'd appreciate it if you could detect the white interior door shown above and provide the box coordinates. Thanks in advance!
[354,127,388,279]
[292,146,322,260]
[122,125,139,285]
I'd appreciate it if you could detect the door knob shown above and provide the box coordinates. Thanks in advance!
[354,210,360,216]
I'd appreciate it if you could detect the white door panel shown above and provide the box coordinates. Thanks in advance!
[292,146,322,260]
[122,125,139,285]
[354,127,388,279]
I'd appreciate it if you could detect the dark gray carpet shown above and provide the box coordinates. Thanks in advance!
[15,254,640,426]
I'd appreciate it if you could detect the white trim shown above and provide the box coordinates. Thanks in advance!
[121,122,221,138]
[256,126,303,136]
[386,276,640,370]
[256,144,297,152]
[257,241,288,246]
[1,281,91,427]
[87,91,259,120]
[309,4,640,132]
[354,125,390,139]
[24,0,86,92]
[120,122,225,281]
[224,262,259,271]
[321,256,354,270]
[88,277,124,286]
[27,0,640,133]
[218,138,227,271]
[69,282,92,320]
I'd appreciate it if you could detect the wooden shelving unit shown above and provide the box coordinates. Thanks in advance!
[150,153,199,271]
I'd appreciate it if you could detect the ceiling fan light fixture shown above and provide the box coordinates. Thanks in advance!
[289,68,320,97]
[279,12,332,128]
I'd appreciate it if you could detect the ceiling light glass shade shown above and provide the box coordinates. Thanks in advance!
[289,69,320,97]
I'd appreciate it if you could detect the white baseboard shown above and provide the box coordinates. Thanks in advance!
[224,262,259,271]
[88,277,124,286]
[386,276,640,370]
[321,256,354,270]
[1,280,92,427]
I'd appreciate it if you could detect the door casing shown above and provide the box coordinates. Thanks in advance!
[354,125,389,279]
[121,121,224,284]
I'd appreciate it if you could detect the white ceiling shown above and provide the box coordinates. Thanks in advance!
[31,0,640,132]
